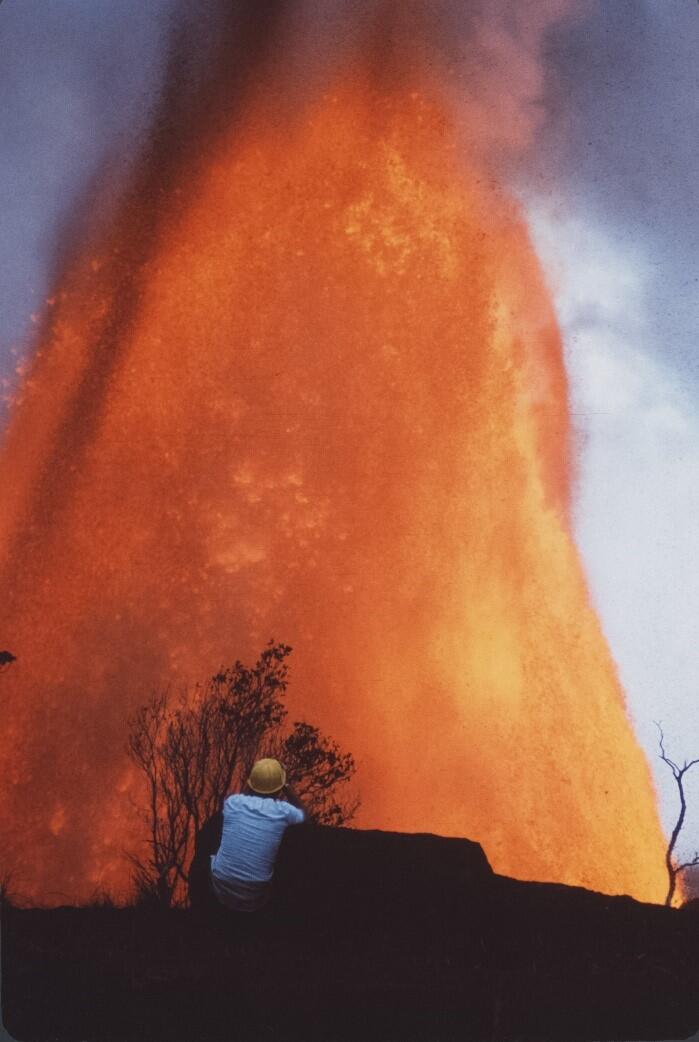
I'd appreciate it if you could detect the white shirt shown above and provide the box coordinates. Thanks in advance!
[211,793,305,886]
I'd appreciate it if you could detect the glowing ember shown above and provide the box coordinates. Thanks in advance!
[0,74,667,903]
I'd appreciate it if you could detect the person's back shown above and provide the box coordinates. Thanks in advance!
[209,758,306,912]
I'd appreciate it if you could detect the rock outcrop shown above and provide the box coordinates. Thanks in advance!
[3,825,698,1041]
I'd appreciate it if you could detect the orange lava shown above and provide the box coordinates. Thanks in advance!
[0,78,668,904]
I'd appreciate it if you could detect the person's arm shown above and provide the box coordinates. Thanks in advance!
[283,783,312,824]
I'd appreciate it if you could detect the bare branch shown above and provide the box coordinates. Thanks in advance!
[656,724,699,907]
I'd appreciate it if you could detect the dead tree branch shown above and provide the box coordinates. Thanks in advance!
[655,721,699,906]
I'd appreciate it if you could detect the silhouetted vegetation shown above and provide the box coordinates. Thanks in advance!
[0,649,16,670]
[126,641,357,906]
[655,722,699,906]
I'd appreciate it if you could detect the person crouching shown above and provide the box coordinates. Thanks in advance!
[209,758,307,913]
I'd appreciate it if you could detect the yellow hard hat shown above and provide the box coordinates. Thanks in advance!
[248,758,286,795]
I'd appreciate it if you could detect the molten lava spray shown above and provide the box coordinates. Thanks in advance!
[0,6,668,903]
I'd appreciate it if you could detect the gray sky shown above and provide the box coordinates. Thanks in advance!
[522,0,699,859]
[531,0,699,382]
[2,0,699,867]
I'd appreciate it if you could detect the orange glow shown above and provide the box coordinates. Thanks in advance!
[0,78,668,904]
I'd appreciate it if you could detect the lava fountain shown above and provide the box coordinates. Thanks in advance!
[0,31,668,903]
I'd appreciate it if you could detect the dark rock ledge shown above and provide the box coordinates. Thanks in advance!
[3,825,698,1042]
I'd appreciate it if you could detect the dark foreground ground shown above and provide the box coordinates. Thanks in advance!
[3,825,699,1042]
